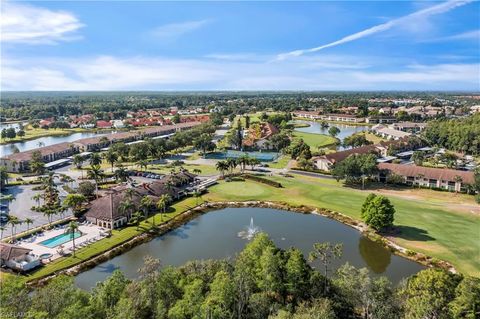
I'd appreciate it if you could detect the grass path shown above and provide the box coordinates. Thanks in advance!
[204,175,480,276]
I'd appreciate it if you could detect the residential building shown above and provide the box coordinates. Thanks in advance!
[371,125,411,140]
[390,122,427,133]
[0,243,41,271]
[96,120,112,129]
[321,114,365,123]
[365,116,397,124]
[0,142,80,172]
[292,111,322,120]
[243,122,279,149]
[378,163,474,192]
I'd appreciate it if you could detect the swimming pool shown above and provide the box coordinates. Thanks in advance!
[39,231,82,248]
[206,150,280,162]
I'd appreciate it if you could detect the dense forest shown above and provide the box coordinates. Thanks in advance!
[423,114,480,155]
[0,91,475,121]
[1,234,478,319]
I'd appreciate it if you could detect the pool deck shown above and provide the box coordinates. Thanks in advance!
[17,224,107,262]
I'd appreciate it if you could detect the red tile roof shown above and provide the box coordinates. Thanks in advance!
[378,163,474,184]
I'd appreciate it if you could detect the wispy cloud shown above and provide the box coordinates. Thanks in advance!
[0,2,84,44]
[421,29,480,42]
[277,0,475,60]
[2,55,478,91]
[150,19,210,39]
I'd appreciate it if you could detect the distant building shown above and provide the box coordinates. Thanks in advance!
[366,116,397,124]
[390,122,427,133]
[292,111,322,120]
[96,120,112,129]
[371,125,411,140]
[321,114,365,123]
[378,163,474,192]
[243,122,279,149]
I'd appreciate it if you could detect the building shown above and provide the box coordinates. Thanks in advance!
[312,139,407,171]
[85,171,196,229]
[378,163,475,192]
[0,243,41,271]
[371,125,411,140]
[366,116,397,124]
[321,114,365,123]
[0,142,80,172]
[96,120,112,129]
[243,122,279,149]
[292,111,322,120]
[390,122,427,133]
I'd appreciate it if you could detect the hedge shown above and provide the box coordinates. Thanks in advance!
[243,174,283,188]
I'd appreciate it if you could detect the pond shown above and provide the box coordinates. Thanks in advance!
[0,131,109,156]
[205,150,280,162]
[293,120,370,149]
[75,207,424,290]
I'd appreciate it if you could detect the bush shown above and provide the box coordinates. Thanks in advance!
[243,174,282,188]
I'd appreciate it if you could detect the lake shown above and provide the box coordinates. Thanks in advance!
[0,131,110,156]
[75,207,424,290]
[294,120,370,148]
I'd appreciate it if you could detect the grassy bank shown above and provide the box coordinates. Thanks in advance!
[204,175,480,276]
[292,131,338,150]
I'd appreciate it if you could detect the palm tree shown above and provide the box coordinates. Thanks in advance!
[131,211,143,230]
[156,194,171,222]
[32,193,42,207]
[249,158,261,171]
[226,158,237,175]
[89,153,102,168]
[114,166,129,182]
[65,221,79,257]
[119,198,135,221]
[24,218,34,232]
[103,150,119,171]
[140,196,154,220]
[215,160,229,178]
[7,216,20,242]
[238,155,250,173]
[192,168,202,175]
[73,154,84,169]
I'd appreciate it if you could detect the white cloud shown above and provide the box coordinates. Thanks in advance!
[0,2,84,44]
[277,0,475,60]
[150,20,210,39]
[1,55,478,91]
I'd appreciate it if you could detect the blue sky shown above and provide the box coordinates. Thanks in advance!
[1,1,479,91]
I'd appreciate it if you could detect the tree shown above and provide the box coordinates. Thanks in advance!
[65,221,79,257]
[332,153,378,189]
[30,150,45,175]
[401,269,458,319]
[194,133,215,156]
[361,194,395,231]
[249,158,261,171]
[0,167,8,188]
[63,194,87,217]
[412,151,425,166]
[131,211,143,230]
[140,196,154,220]
[201,270,235,319]
[172,113,181,124]
[449,276,480,319]
[77,181,96,198]
[24,218,34,232]
[343,134,372,148]
[137,159,149,172]
[7,215,21,242]
[119,198,135,222]
[89,153,102,168]
[215,160,229,178]
[328,126,340,138]
[104,150,119,171]
[309,242,343,292]
[226,158,237,174]
[6,127,16,139]
[17,130,25,137]
[288,139,311,160]
[114,166,129,182]
[237,155,250,173]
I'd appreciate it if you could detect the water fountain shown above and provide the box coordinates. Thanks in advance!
[238,217,261,240]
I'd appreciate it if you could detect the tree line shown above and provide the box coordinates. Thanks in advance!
[1,233,478,319]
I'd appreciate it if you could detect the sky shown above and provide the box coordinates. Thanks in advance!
[1,0,479,91]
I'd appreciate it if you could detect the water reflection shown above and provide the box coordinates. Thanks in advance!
[358,237,391,274]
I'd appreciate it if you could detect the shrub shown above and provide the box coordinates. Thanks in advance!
[243,174,282,188]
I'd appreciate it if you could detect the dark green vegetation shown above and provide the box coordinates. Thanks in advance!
[1,234,478,319]
[424,114,480,155]
[332,153,378,188]
[361,194,395,231]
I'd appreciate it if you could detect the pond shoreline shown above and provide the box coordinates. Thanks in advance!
[27,200,456,287]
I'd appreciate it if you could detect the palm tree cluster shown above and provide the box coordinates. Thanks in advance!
[215,155,261,178]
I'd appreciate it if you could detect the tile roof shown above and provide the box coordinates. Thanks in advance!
[0,243,32,261]
[378,163,474,184]
[1,142,74,162]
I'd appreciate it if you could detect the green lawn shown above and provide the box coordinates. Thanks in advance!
[292,131,338,150]
[268,155,291,169]
[148,163,219,176]
[204,175,480,276]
